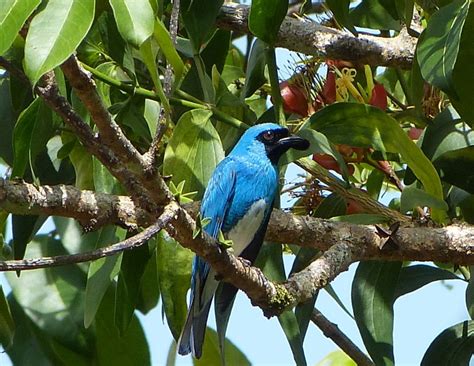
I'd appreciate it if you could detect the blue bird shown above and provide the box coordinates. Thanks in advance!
[177,123,309,358]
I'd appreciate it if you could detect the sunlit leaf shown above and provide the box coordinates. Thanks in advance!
[0,0,40,56]
[109,0,154,48]
[316,350,357,366]
[24,0,95,85]
[153,19,185,82]
[163,109,224,199]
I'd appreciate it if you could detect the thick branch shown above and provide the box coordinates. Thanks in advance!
[2,179,474,317]
[217,4,416,69]
[0,178,153,230]
[2,179,473,266]
[311,308,374,366]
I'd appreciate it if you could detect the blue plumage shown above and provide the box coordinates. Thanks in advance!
[178,123,309,358]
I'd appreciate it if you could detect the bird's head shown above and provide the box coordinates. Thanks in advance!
[231,123,310,164]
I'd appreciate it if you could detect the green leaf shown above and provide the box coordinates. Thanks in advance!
[421,320,474,366]
[434,146,474,194]
[109,0,154,48]
[350,0,401,31]
[243,39,267,98]
[92,156,121,194]
[193,327,250,366]
[6,295,56,365]
[84,226,125,328]
[326,0,357,35]
[0,78,15,166]
[136,243,160,314]
[282,128,351,179]
[163,109,224,199]
[452,3,474,127]
[258,243,307,366]
[394,264,460,298]
[24,0,95,85]
[308,103,446,222]
[352,261,402,366]
[156,231,193,341]
[0,0,40,55]
[115,241,151,334]
[12,214,46,260]
[249,0,288,44]
[314,193,347,219]
[140,35,170,115]
[153,19,185,82]
[420,106,473,161]
[0,286,14,348]
[12,98,58,178]
[416,0,469,97]
[290,247,319,341]
[181,0,224,52]
[400,185,448,214]
[324,284,354,319]
[95,286,151,366]
[6,235,89,353]
[316,350,357,366]
[202,29,231,76]
[466,266,474,319]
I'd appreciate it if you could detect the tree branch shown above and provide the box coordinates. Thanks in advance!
[216,4,416,69]
[61,56,144,166]
[311,308,375,366]
[0,206,172,271]
[2,179,473,266]
[2,179,474,318]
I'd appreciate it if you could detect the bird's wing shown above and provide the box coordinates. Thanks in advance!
[200,158,237,239]
[178,159,237,357]
[193,158,237,293]
[214,201,274,361]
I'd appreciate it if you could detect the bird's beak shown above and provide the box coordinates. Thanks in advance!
[277,136,310,151]
[267,135,310,163]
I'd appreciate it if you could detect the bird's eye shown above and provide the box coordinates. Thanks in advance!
[262,130,275,141]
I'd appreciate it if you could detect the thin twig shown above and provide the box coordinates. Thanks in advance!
[145,0,181,170]
[311,308,375,366]
[0,205,175,271]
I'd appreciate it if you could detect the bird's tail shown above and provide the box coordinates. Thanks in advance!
[177,298,212,358]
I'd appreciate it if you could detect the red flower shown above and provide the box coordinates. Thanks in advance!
[279,80,308,117]
[369,84,388,110]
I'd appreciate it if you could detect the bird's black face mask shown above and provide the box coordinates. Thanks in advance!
[258,128,310,164]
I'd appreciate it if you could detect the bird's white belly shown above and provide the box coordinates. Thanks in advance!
[226,199,267,256]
